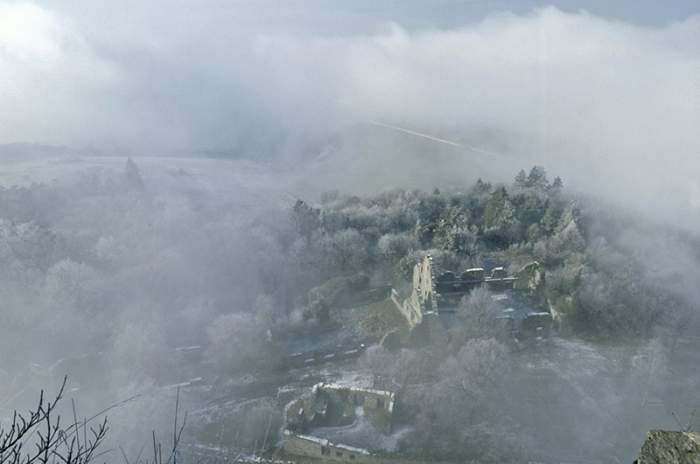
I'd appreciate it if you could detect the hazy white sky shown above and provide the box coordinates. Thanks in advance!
[1,1,699,225]
[1,1,697,150]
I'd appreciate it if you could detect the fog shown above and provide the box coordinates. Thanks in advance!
[1,1,700,463]
[1,3,699,220]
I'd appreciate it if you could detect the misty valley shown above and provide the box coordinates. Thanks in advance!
[1,156,699,463]
[1,2,699,463]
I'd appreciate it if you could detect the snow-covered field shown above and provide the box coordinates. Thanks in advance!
[0,155,298,204]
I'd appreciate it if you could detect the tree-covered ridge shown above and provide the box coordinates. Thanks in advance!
[290,167,694,339]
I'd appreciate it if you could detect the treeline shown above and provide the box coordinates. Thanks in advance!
[289,167,695,338]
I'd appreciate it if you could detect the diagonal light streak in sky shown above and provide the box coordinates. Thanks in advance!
[369,120,462,147]
[369,120,497,156]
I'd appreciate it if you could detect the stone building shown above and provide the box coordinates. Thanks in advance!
[281,383,399,463]
[387,256,551,339]
[284,383,395,435]
[282,431,371,462]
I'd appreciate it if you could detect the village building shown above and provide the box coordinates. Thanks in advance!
[356,255,552,343]
[281,383,400,463]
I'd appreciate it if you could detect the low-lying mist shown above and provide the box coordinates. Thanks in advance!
[2,3,698,228]
[0,156,301,456]
[1,153,699,463]
[1,2,700,463]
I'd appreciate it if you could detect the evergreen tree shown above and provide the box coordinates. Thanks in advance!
[526,166,548,190]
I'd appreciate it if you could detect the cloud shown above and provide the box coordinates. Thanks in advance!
[1,3,699,226]
[0,3,129,146]
[250,7,700,225]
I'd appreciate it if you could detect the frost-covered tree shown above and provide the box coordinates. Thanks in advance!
[452,287,507,345]
[205,312,274,372]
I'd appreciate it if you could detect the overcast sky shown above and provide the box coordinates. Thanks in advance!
[1,1,700,224]
[1,0,697,150]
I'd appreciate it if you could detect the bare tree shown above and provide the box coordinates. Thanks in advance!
[0,377,108,464]
[119,387,187,464]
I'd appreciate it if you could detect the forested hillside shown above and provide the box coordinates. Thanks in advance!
[288,167,696,340]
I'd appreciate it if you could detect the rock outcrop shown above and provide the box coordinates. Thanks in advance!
[635,431,700,463]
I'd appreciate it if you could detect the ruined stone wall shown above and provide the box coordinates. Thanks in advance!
[282,431,372,463]
[413,256,436,309]
[281,432,442,464]
[284,383,396,435]
[317,383,395,433]
[398,292,422,329]
[379,257,548,340]
[417,260,543,313]
[396,256,437,329]
[280,384,447,464]
[283,391,324,432]
[513,262,544,295]
[318,384,394,414]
